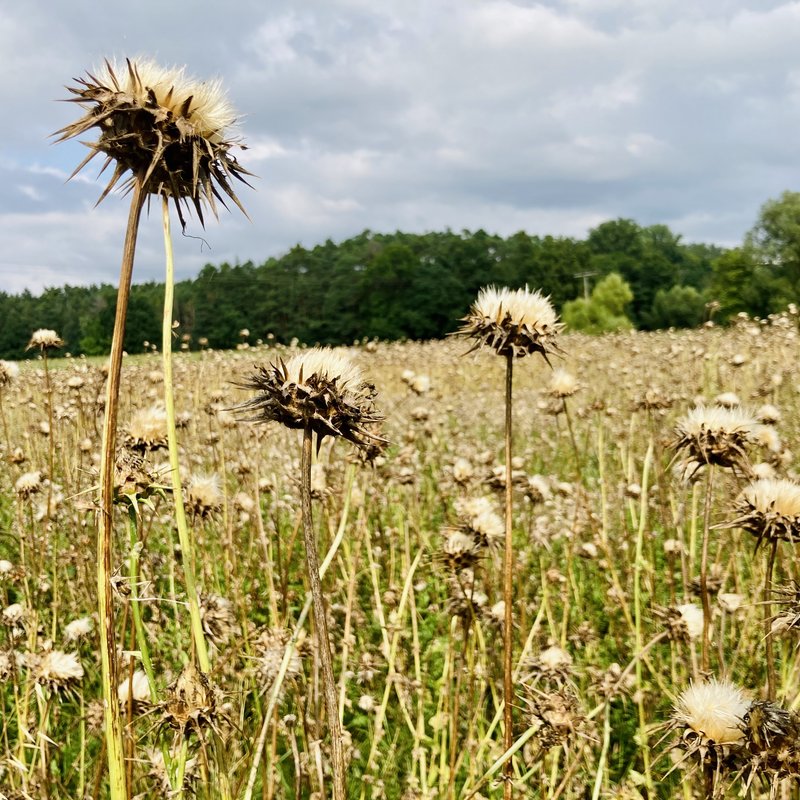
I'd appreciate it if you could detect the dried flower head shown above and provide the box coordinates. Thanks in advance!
[199,593,237,645]
[161,662,217,735]
[255,627,303,702]
[31,650,84,689]
[185,473,224,519]
[655,603,704,642]
[548,368,579,398]
[26,329,63,351]
[0,360,19,387]
[64,616,94,642]
[118,669,152,709]
[15,470,43,499]
[457,285,563,360]
[524,686,584,750]
[438,529,482,573]
[721,478,800,548]
[55,58,250,224]
[126,405,168,451]
[236,348,384,450]
[672,679,748,747]
[672,405,761,471]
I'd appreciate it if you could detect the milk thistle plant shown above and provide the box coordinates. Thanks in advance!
[56,58,249,799]
[457,285,562,797]
[718,478,800,701]
[671,404,760,674]
[236,348,384,800]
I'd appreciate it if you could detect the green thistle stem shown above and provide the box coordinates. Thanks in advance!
[160,195,211,674]
[97,177,146,800]
[765,537,779,701]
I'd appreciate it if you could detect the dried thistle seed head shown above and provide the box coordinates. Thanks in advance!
[457,285,563,360]
[55,58,250,225]
[672,679,748,747]
[235,348,384,450]
[118,669,152,708]
[113,448,160,505]
[722,478,800,548]
[254,627,303,702]
[63,616,93,642]
[185,473,223,519]
[452,457,474,484]
[14,470,43,498]
[523,645,574,685]
[655,603,704,642]
[26,329,63,351]
[199,593,237,645]
[548,368,579,398]
[125,405,168,451]
[524,686,584,750]
[0,360,19,387]
[30,650,84,689]
[672,405,761,470]
[757,404,781,425]
[161,662,216,734]
[438,529,481,573]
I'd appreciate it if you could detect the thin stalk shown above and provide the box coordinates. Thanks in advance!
[97,177,146,800]
[699,465,715,673]
[161,195,211,674]
[503,350,514,800]
[633,442,654,796]
[765,537,780,701]
[300,426,346,800]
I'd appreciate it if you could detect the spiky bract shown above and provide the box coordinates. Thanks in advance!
[235,348,384,450]
[457,285,563,360]
[723,478,800,547]
[55,58,250,225]
[672,405,761,470]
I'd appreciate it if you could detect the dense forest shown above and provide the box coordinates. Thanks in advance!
[2,191,800,360]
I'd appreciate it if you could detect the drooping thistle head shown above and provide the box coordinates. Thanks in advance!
[457,285,563,360]
[720,478,800,549]
[235,348,384,451]
[55,58,250,225]
[671,404,761,472]
[26,329,63,352]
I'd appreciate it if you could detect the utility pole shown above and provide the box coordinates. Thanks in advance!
[574,271,598,300]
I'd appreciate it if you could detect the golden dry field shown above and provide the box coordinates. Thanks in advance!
[2,316,800,799]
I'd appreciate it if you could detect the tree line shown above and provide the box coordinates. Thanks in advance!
[2,192,798,360]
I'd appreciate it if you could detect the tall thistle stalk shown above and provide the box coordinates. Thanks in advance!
[55,58,249,799]
[235,348,384,800]
[161,196,211,673]
[97,181,146,798]
[502,350,514,794]
[456,285,563,798]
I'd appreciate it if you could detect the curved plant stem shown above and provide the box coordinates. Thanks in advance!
[97,177,146,800]
[301,425,346,800]
[161,195,211,674]
[503,350,514,800]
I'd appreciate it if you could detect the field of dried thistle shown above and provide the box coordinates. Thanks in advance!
[2,315,800,799]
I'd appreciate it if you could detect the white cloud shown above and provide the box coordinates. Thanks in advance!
[2,0,800,294]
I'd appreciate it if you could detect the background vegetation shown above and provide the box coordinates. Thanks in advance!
[3,191,800,360]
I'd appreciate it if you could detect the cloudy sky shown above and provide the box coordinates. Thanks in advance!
[2,0,799,294]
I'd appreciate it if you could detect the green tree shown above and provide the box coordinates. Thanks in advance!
[562,273,634,334]
[649,285,706,328]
